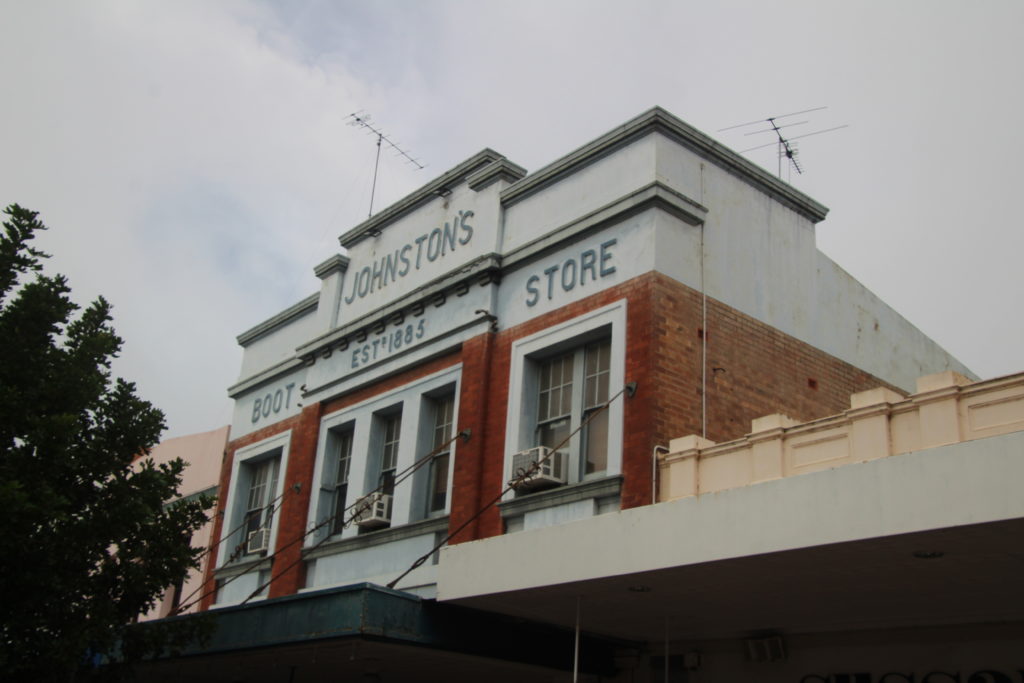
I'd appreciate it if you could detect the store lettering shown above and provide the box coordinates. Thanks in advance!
[251,383,296,424]
[351,319,427,369]
[343,210,474,305]
[525,238,617,307]
[800,670,1024,683]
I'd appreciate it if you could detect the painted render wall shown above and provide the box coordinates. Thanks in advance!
[231,109,969,401]
[138,425,228,621]
[438,428,1024,601]
[207,107,977,608]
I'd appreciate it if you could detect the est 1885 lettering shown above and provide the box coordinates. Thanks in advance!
[352,319,427,369]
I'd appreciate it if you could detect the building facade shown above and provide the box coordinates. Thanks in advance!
[146,107,1015,681]
[136,425,227,621]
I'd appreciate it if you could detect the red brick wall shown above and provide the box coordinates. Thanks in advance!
[454,271,896,542]
[197,412,306,611]
[200,351,462,608]
[203,271,897,604]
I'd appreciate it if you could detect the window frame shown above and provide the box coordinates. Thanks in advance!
[329,427,355,536]
[533,339,612,478]
[217,430,291,568]
[424,392,456,516]
[503,300,626,499]
[307,366,461,545]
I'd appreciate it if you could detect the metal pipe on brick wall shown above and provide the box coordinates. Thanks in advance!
[652,444,669,504]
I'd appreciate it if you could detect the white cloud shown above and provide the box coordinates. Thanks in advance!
[1,0,1021,436]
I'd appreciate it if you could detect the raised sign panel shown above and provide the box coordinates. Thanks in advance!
[336,185,500,325]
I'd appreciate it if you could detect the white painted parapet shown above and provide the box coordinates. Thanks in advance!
[658,370,1024,501]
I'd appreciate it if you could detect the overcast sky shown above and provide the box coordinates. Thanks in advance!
[1,0,1021,438]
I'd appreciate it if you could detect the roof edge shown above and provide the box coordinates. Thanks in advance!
[236,293,319,346]
[501,106,829,223]
[339,148,510,248]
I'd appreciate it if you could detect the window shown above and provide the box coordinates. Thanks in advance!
[582,339,611,474]
[307,366,460,547]
[330,430,353,535]
[243,457,279,553]
[426,395,455,514]
[378,412,402,497]
[217,432,290,572]
[504,300,626,496]
[535,339,611,477]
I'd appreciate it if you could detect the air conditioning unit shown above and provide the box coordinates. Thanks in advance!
[353,492,392,529]
[246,527,269,554]
[510,446,568,491]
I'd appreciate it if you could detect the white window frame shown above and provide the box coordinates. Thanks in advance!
[216,430,291,568]
[423,392,456,517]
[307,365,461,544]
[503,300,627,499]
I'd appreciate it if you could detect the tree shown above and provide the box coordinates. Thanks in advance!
[0,205,213,681]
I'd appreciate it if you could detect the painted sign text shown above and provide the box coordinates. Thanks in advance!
[351,319,427,370]
[525,238,617,307]
[343,210,474,305]
[251,383,296,424]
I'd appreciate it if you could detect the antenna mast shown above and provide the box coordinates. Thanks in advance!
[719,107,848,180]
[347,112,425,218]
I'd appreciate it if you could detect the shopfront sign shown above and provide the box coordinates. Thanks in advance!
[800,670,1024,683]
[524,238,617,307]
[343,210,475,306]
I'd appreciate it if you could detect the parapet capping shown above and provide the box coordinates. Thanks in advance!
[294,252,503,362]
[236,293,319,347]
[338,149,513,249]
[501,181,708,273]
[499,106,829,224]
[657,370,1024,502]
[227,356,304,400]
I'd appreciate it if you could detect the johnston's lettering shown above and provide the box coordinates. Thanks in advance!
[343,210,474,305]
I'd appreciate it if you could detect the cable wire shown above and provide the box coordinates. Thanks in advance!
[235,429,470,606]
[169,485,296,616]
[386,381,637,590]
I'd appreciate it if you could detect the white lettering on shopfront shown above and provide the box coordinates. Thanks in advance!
[343,210,474,305]
[251,383,296,424]
[525,238,617,307]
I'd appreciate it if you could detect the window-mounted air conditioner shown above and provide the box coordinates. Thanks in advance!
[353,492,392,529]
[246,527,269,554]
[510,446,568,491]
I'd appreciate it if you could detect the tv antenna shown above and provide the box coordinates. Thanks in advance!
[347,111,425,218]
[719,107,848,180]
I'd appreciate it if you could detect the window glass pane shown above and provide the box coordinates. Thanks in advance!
[559,379,573,415]
[583,409,609,474]
[538,353,573,422]
[247,462,268,511]
[529,336,611,485]
[428,452,449,512]
[332,432,353,533]
[538,416,571,452]
[332,482,348,534]
[432,396,454,449]
[245,458,278,540]
[584,340,611,409]
[379,470,396,496]
[428,395,454,513]
[336,432,353,486]
[381,414,401,471]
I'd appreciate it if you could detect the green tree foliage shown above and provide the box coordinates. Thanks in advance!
[0,205,213,681]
